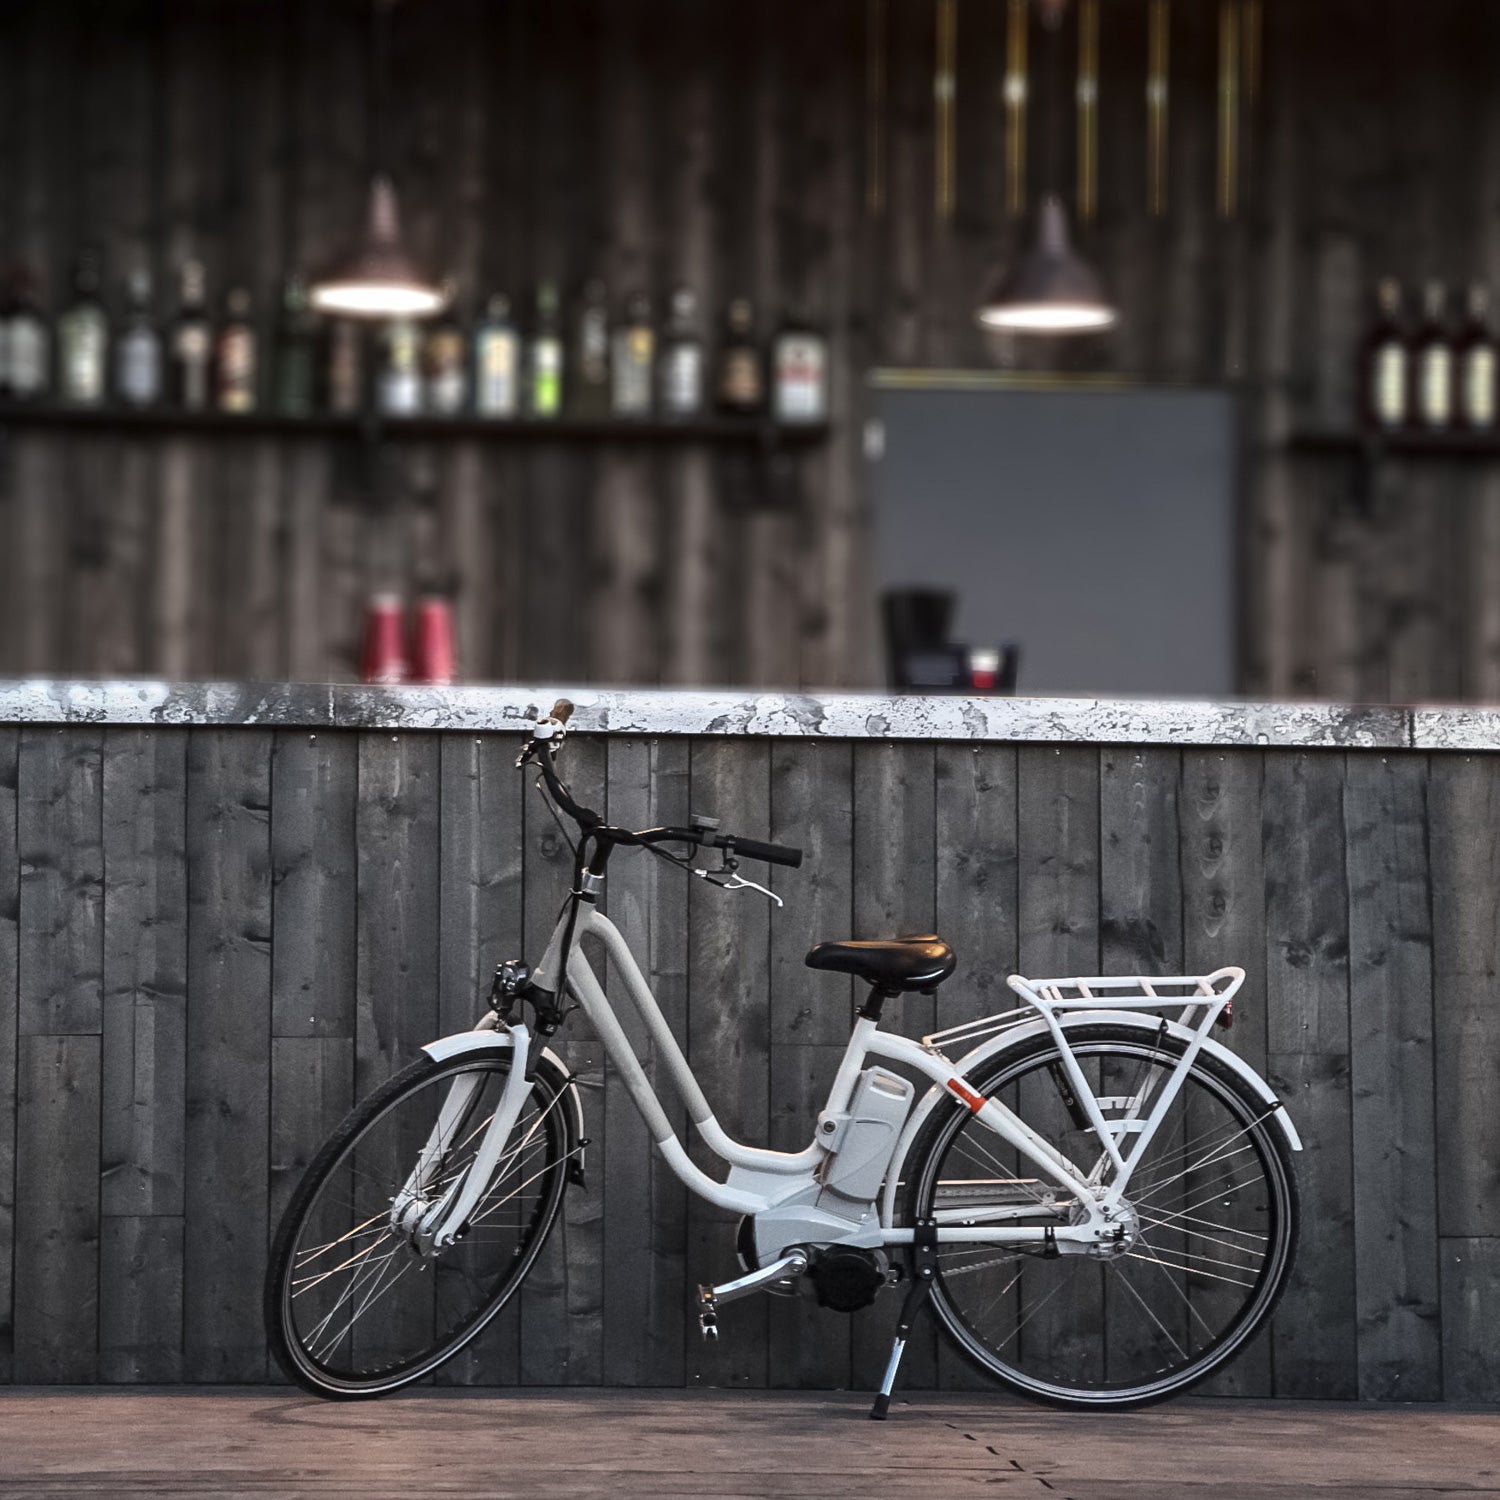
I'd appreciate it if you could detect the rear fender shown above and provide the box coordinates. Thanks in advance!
[422,1025,588,1186]
[880,1008,1301,1229]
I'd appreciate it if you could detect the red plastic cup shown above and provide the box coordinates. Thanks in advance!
[359,593,410,684]
[409,596,456,685]
[968,647,1001,693]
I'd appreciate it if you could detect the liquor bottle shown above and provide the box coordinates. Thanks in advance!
[326,319,365,415]
[170,259,212,410]
[116,267,162,407]
[572,279,610,417]
[274,274,319,417]
[1358,278,1407,431]
[1411,280,1453,431]
[4,268,51,401]
[658,285,704,419]
[0,273,11,398]
[1455,283,1498,432]
[611,291,654,418]
[215,286,258,412]
[472,293,519,418]
[58,250,109,405]
[716,297,764,414]
[377,318,422,415]
[423,283,468,415]
[771,311,829,425]
[529,282,564,418]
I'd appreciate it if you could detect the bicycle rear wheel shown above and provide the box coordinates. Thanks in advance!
[265,1051,573,1398]
[903,1024,1298,1408]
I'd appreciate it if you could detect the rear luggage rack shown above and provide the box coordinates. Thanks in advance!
[923,966,1244,1053]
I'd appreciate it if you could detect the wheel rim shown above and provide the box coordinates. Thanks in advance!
[278,1060,569,1391]
[915,1039,1293,1404]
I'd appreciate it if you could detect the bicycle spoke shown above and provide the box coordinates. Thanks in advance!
[916,1034,1294,1404]
[274,1057,570,1391]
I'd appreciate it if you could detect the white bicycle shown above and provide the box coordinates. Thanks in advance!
[265,701,1301,1415]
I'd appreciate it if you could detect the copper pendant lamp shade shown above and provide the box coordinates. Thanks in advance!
[977,194,1116,332]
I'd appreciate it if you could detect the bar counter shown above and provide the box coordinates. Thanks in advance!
[4,677,1500,746]
[0,683,1494,1401]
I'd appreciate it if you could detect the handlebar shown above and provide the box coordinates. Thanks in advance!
[521,701,803,871]
[717,834,803,869]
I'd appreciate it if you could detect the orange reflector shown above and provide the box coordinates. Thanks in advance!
[947,1078,987,1113]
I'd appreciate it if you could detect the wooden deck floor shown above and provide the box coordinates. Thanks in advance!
[0,1389,1495,1498]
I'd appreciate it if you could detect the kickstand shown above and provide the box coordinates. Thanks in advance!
[871,1218,937,1420]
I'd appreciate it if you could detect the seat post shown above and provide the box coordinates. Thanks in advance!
[858,985,898,1023]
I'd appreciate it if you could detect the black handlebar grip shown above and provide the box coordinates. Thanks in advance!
[548,698,575,725]
[729,836,803,869]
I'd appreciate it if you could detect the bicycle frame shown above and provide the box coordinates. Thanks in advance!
[516,895,1232,1253]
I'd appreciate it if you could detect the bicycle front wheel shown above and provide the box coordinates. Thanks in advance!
[904,1024,1298,1408]
[266,1051,573,1398]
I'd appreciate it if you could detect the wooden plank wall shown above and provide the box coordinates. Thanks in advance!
[0,721,1494,1398]
[4,0,1500,697]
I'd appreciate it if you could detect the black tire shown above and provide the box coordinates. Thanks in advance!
[265,1050,572,1398]
[902,1024,1299,1408]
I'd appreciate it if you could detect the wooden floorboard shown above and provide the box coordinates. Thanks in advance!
[0,1390,1494,1498]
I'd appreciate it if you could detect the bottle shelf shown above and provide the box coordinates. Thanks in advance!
[1288,426,1500,459]
[0,402,829,446]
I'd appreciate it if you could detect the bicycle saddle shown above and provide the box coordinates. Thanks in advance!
[805,935,956,993]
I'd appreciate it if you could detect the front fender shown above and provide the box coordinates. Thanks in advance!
[422,1025,588,1185]
[880,1009,1301,1228]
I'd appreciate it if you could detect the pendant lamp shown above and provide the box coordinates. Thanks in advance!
[977,195,1116,331]
[977,0,1115,334]
[310,0,443,320]
[310,175,444,318]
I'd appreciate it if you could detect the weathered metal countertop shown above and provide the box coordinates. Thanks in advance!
[0,679,1492,748]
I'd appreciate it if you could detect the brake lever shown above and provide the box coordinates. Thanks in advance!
[690,865,785,908]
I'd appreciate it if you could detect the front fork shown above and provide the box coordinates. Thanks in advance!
[389,1024,535,1257]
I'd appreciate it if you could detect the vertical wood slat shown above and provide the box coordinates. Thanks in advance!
[1440,1238,1500,1402]
[932,741,1018,1391]
[767,739,855,1388]
[18,727,103,1036]
[1428,754,1500,1242]
[14,1033,100,1382]
[686,737,773,1389]
[519,733,608,1386]
[1344,752,1440,1401]
[1180,748,1271,1397]
[849,739,937,1390]
[0,729,15,1381]
[435,730,526,1387]
[101,728,188,1217]
[602,736,691,1389]
[183,728,272,1382]
[1263,750,1356,1399]
[1014,745,1102,1402]
[271,730,357,1041]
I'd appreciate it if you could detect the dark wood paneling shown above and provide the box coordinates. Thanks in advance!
[1344,754,1440,1401]
[602,735,691,1389]
[101,727,188,1218]
[182,728,272,1382]
[270,729,357,1040]
[14,1033,100,1382]
[0,723,1493,1397]
[1429,754,1500,1242]
[0,729,17,1382]
[686,737,773,1390]
[17,728,103,1037]
[1263,751,1356,1400]
[1180,748,1271,1397]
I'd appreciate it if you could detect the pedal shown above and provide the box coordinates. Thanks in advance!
[696,1285,719,1341]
